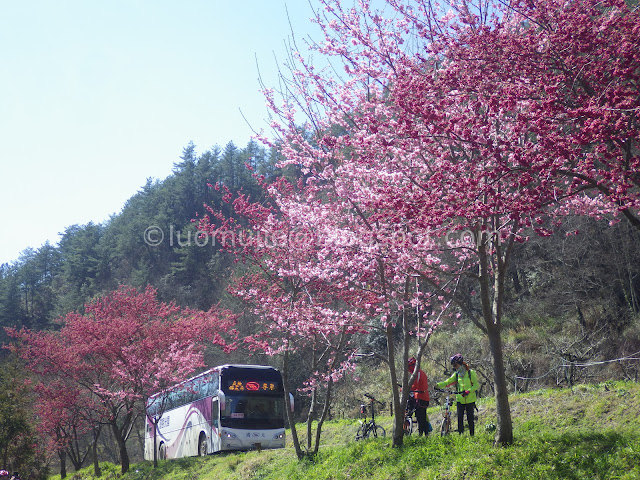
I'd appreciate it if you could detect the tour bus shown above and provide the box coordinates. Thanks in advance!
[144,364,292,459]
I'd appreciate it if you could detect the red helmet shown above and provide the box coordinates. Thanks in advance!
[408,357,417,366]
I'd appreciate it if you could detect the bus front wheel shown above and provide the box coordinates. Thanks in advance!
[158,442,167,460]
[198,433,208,456]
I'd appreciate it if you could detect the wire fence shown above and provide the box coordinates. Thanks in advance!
[513,350,640,392]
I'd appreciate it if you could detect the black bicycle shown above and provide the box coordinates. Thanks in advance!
[402,391,423,436]
[403,399,416,436]
[355,393,386,440]
[434,388,456,436]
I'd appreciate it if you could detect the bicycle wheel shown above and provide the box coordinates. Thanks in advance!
[372,425,386,438]
[355,424,367,440]
[403,417,413,436]
[440,415,451,436]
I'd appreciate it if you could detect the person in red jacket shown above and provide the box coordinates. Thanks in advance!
[408,356,431,436]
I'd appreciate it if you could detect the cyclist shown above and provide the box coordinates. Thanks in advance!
[436,354,478,436]
[407,357,431,436]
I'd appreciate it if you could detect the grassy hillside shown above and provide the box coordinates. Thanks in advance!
[54,382,640,480]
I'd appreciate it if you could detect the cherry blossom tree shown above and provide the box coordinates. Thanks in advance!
[384,0,639,442]
[200,168,449,448]
[466,0,640,227]
[199,180,372,457]
[254,0,639,446]
[263,179,452,448]
[33,381,93,478]
[257,0,518,445]
[8,285,235,473]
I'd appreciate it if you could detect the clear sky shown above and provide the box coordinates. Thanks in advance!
[0,0,320,265]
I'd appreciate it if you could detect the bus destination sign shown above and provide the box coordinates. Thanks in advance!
[228,380,279,392]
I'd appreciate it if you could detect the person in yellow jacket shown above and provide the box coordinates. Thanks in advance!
[435,354,479,436]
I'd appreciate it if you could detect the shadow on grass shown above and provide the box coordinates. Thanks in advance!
[524,430,639,480]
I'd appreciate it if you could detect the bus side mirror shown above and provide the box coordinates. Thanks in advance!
[289,393,294,413]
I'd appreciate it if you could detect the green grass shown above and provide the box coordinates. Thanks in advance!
[51,381,640,480]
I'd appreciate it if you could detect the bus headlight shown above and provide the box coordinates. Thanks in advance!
[221,430,237,439]
[273,432,285,440]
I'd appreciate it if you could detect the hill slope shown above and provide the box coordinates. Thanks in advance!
[55,382,640,480]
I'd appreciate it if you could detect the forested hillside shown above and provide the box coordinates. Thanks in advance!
[0,139,291,336]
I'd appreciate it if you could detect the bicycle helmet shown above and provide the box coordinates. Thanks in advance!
[408,357,417,367]
[0,471,8,477]
[450,353,464,365]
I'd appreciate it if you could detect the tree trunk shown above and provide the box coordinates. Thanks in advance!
[111,421,130,474]
[312,378,333,455]
[310,330,346,455]
[386,322,405,448]
[58,449,67,479]
[387,279,432,448]
[282,348,304,459]
[306,387,316,451]
[478,230,514,445]
[92,426,101,477]
[486,322,513,445]
[117,436,130,474]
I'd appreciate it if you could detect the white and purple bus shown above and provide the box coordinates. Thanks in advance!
[144,364,291,459]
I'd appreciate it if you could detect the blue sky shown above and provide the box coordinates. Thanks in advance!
[0,0,321,264]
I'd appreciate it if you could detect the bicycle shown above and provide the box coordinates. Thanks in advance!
[403,398,416,436]
[434,388,456,436]
[402,391,423,436]
[355,393,386,440]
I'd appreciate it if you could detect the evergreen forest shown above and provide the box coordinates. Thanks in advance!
[0,140,289,335]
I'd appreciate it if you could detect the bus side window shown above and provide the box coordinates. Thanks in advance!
[212,399,219,428]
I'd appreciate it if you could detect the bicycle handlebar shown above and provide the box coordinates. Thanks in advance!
[363,393,385,406]
[434,387,458,395]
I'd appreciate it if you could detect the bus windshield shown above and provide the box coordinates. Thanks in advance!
[221,394,285,429]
